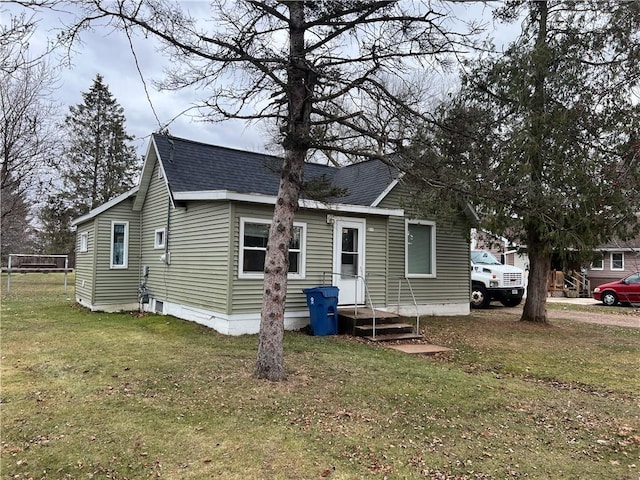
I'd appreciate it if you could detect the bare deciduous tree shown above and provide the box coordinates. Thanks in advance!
[22,0,479,380]
[1,8,60,261]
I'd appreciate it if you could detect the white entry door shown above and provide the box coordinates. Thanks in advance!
[333,218,365,305]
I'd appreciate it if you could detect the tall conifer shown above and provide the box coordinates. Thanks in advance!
[60,74,138,215]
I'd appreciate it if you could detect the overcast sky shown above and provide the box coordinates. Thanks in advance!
[3,1,521,156]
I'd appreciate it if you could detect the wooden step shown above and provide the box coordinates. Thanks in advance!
[338,307,400,321]
[337,307,404,334]
[363,332,424,342]
[354,322,415,336]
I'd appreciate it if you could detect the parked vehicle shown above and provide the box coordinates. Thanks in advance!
[592,272,640,306]
[471,250,525,308]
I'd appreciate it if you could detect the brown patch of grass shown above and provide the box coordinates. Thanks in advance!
[2,274,639,479]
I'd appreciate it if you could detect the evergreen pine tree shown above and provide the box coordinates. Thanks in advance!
[407,1,640,323]
[60,74,139,215]
[35,195,76,256]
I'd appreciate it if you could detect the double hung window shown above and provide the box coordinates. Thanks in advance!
[240,218,305,279]
[611,252,624,271]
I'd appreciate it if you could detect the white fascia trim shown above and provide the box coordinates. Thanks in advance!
[371,175,402,207]
[173,190,404,217]
[301,198,404,216]
[132,139,156,211]
[71,186,139,226]
[134,137,174,211]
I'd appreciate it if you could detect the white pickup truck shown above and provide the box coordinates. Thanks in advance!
[471,250,525,308]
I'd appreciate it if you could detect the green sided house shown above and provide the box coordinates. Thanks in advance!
[71,134,471,335]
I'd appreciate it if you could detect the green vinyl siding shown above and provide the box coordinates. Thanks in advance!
[75,221,96,304]
[229,206,389,314]
[93,198,141,306]
[379,184,470,305]
[230,205,335,315]
[362,215,388,307]
[140,160,231,314]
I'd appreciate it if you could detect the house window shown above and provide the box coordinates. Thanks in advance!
[591,252,604,270]
[406,220,436,278]
[239,218,305,279]
[110,221,129,268]
[79,232,88,253]
[611,252,624,271]
[154,228,166,249]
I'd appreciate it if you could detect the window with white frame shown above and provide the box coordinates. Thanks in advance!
[406,220,436,277]
[110,221,129,268]
[239,218,305,279]
[590,252,604,270]
[154,228,166,249]
[79,232,88,253]
[611,252,624,271]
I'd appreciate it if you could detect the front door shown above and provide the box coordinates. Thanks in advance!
[333,218,365,305]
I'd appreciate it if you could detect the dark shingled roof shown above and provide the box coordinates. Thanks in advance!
[153,134,398,206]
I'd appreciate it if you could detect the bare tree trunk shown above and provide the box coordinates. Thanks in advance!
[520,0,551,324]
[254,150,304,381]
[521,238,550,323]
[254,2,311,381]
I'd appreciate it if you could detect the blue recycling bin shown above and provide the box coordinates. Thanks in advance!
[302,286,339,336]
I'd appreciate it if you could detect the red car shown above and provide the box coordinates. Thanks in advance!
[593,272,640,306]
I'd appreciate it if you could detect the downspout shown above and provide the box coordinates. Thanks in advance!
[164,198,171,264]
[139,208,143,282]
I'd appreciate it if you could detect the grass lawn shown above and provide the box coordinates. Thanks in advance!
[1,273,639,479]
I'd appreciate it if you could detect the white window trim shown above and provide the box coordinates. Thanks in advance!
[610,252,624,271]
[405,219,436,278]
[154,228,166,249]
[590,253,604,271]
[239,217,306,280]
[79,232,88,253]
[110,220,129,269]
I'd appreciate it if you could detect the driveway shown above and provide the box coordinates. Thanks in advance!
[496,298,640,329]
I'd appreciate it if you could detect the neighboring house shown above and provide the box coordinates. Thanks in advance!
[71,134,471,335]
[471,229,529,271]
[586,235,640,288]
[472,229,640,293]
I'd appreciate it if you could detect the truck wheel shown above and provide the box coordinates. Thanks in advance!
[471,284,490,309]
[500,298,522,307]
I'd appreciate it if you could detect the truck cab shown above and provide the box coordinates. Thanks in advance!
[471,250,525,308]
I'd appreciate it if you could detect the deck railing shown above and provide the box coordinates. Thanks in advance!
[564,272,591,298]
[322,271,378,337]
[320,272,421,339]
[396,276,421,335]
